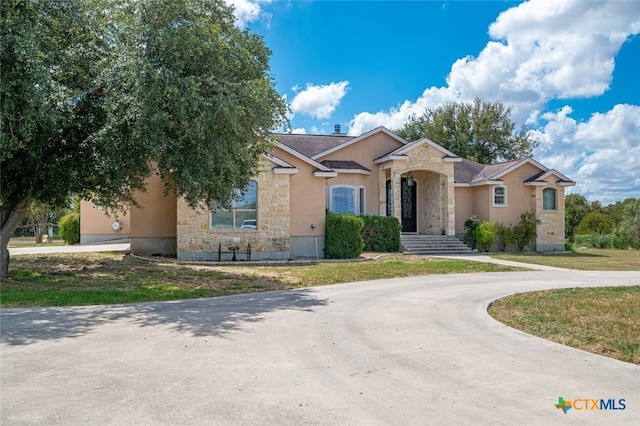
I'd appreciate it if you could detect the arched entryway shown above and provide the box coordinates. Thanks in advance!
[384,169,454,235]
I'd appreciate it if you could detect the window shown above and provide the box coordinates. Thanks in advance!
[329,185,366,215]
[211,181,257,230]
[493,186,507,207]
[543,188,557,210]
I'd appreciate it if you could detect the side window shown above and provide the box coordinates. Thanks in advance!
[543,188,557,210]
[211,181,257,230]
[359,187,366,216]
[493,186,507,207]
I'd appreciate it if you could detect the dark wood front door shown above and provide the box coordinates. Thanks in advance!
[401,177,417,233]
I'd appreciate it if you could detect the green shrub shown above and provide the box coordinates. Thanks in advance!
[591,234,613,248]
[477,221,497,252]
[362,215,401,252]
[496,223,516,252]
[513,212,539,251]
[59,212,80,245]
[612,233,632,250]
[463,215,480,250]
[324,213,365,259]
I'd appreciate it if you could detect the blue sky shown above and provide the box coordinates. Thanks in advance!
[228,0,640,205]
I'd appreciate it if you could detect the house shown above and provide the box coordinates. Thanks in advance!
[80,126,575,258]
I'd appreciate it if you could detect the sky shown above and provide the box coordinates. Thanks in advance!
[227,0,640,205]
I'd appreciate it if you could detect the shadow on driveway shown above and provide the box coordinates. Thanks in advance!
[0,289,328,346]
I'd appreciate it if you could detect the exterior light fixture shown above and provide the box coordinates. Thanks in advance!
[406,173,414,187]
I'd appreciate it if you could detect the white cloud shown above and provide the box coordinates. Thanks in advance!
[348,86,459,135]
[225,0,270,27]
[289,127,306,134]
[289,81,349,120]
[533,104,640,204]
[348,0,640,133]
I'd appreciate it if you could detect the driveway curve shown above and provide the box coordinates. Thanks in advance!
[2,270,639,425]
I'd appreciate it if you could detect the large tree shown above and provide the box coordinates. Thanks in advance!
[395,98,538,164]
[0,0,287,278]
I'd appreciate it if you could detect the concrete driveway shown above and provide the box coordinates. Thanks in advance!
[1,270,639,425]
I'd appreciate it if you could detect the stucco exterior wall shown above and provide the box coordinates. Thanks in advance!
[129,174,177,256]
[472,186,491,223]
[454,186,474,235]
[80,200,130,244]
[319,132,403,215]
[272,147,327,249]
[488,163,538,227]
[176,164,292,260]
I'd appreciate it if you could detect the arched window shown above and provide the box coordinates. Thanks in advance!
[211,181,258,230]
[329,185,366,215]
[543,188,557,210]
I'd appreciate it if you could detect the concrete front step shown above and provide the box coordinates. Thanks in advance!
[401,235,473,255]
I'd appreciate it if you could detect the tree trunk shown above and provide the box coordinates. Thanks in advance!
[1,198,33,279]
[34,224,44,244]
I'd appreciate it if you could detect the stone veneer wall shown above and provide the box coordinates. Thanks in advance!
[422,172,446,235]
[176,168,291,260]
[534,185,566,252]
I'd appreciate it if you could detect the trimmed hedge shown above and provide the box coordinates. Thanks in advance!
[362,215,401,252]
[324,213,365,259]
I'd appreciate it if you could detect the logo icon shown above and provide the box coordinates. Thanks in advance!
[555,397,572,414]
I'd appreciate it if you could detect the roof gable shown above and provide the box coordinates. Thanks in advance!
[374,137,461,164]
[313,127,408,160]
[524,169,576,186]
[454,157,575,186]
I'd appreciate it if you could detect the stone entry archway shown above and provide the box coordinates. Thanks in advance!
[381,169,456,236]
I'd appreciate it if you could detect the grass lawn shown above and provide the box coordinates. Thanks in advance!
[489,286,640,364]
[491,248,640,271]
[8,236,67,248]
[0,252,517,308]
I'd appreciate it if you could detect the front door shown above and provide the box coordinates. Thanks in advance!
[401,177,417,233]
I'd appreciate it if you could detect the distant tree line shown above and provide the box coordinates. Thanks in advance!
[566,195,639,249]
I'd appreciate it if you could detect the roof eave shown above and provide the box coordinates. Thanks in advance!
[273,167,299,175]
[471,180,503,186]
[373,155,408,164]
[313,171,338,178]
[333,169,371,175]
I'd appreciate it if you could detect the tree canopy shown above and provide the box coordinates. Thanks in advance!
[0,0,287,278]
[394,98,539,164]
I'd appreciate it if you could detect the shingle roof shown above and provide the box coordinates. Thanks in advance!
[454,159,487,183]
[273,133,354,158]
[454,158,523,183]
[320,160,370,172]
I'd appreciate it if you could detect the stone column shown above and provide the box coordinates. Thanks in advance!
[379,166,387,216]
[446,174,456,235]
[392,170,402,225]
